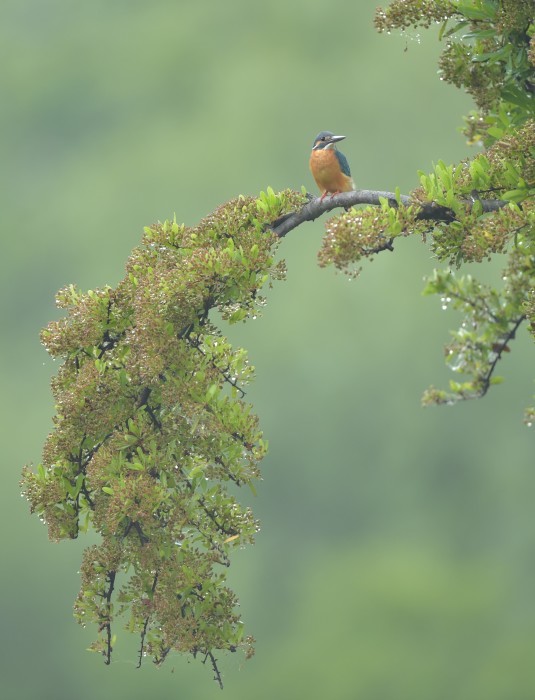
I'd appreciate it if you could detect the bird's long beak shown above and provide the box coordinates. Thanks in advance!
[330,135,346,143]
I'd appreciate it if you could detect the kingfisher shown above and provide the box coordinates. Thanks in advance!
[309,131,355,200]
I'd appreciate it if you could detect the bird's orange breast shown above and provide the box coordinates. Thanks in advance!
[309,149,354,194]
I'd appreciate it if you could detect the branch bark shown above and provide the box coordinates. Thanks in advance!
[268,189,508,238]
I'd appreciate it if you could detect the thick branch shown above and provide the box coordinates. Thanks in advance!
[269,190,508,238]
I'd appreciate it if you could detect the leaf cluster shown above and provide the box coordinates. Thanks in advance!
[321,1,535,417]
[376,0,535,144]
[421,258,528,404]
[317,193,426,276]
[21,189,303,684]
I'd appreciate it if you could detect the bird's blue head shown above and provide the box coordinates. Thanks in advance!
[312,131,346,150]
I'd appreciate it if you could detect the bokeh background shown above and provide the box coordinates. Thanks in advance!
[3,1,535,698]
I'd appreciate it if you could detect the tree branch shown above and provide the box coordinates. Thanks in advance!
[102,570,116,665]
[268,190,508,238]
[204,651,224,690]
[137,572,159,669]
[476,314,527,399]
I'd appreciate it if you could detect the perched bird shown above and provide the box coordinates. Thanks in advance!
[309,131,355,200]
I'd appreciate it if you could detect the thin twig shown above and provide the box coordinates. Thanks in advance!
[137,572,159,668]
[477,314,526,398]
[204,651,223,689]
[103,570,117,665]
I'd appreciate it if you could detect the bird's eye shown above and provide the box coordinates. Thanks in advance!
[320,136,326,141]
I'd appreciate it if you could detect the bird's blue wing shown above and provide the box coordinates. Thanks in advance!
[335,150,351,177]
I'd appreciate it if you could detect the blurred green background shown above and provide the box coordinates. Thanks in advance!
[3,1,535,698]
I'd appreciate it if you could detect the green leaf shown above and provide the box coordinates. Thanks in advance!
[502,189,527,203]
[206,383,219,400]
[127,462,144,471]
